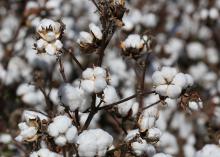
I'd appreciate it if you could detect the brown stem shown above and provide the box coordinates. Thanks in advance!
[63,47,84,70]
[80,94,97,131]
[57,56,67,82]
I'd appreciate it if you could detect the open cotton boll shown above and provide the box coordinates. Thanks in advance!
[188,101,203,111]
[82,68,94,79]
[65,126,78,143]
[125,129,139,141]
[81,80,95,93]
[47,123,59,137]
[209,8,219,20]
[166,85,182,99]
[77,129,113,157]
[89,23,103,40]
[16,83,35,96]
[148,127,162,140]
[195,144,220,157]
[53,115,72,133]
[172,73,187,88]
[55,135,67,146]
[131,139,156,156]
[160,67,177,82]
[152,71,166,85]
[0,134,12,144]
[22,110,48,122]
[93,67,106,78]
[155,85,168,97]
[153,153,173,157]
[123,34,144,49]
[159,132,179,155]
[78,31,93,44]
[103,85,119,104]
[186,42,205,60]
[138,116,157,132]
[94,77,107,93]
[30,148,62,157]
[58,84,90,112]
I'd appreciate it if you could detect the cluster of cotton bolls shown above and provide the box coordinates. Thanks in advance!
[35,19,63,55]
[152,67,194,99]
[47,115,77,146]
[77,129,113,156]
[80,67,108,93]
[15,110,48,142]
[1,0,220,156]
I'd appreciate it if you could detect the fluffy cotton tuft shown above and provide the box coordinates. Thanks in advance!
[77,129,113,157]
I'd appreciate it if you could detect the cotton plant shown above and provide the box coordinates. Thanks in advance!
[2,0,219,157]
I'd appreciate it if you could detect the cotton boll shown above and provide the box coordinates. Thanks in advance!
[58,84,89,112]
[172,73,187,88]
[131,139,156,156]
[195,144,220,157]
[47,123,59,137]
[45,44,56,55]
[148,127,162,140]
[89,23,103,40]
[152,71,166,85]
[125,129,139,141]
[160,67,177,82]
[153,153,172,157]
[138,116,156,132]
[65,126,78,143]
[20,127,38,139]
[206,47,219,64]
[185,74,194,86]
[103,85,119,104]
[166,85,182,99]
[78,31,93,44]
[55,135,67,146]
[159,132,179,155]
[93,67,106,78]
[0,134,12,144]
[188,101,203,111]
[209,8,219,20]
[77,129,113,157]
[36,39,47,51]
[94,77,107,93]
[82,68,94,79]
[155,85,168,96]
[123,34,144,49]
[186,42,205,60]
[53,115,72,133]
[81,80,95,93]
[184,144,195,157]
[16,83,35,96]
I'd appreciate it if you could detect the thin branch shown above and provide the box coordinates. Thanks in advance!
[142,100,161,110]
[99,90,155,110]
[80,94,97,132]
[63,47,84,70]
[57,56,67,82]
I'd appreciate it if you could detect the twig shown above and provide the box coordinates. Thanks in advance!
[64,48,84,70]
[80,94,97,131]
[57,56,67,82]
[99,90,155,110]
[142,100,161,110]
